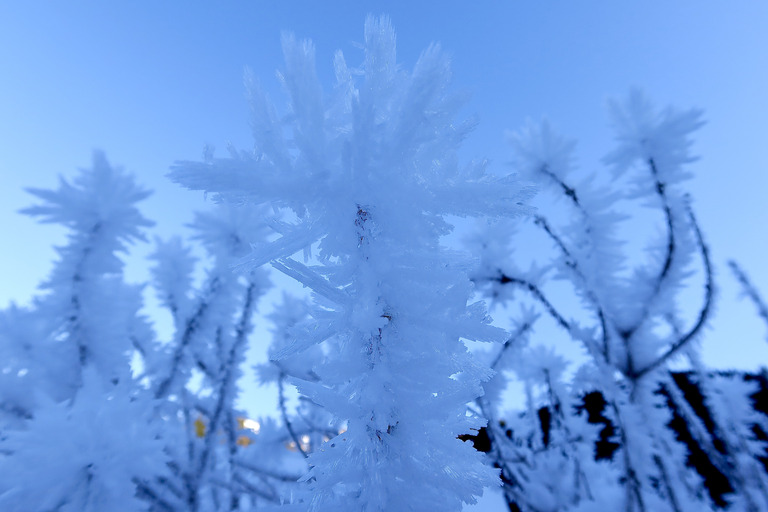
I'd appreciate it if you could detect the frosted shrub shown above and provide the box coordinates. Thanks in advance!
[472,92,768,511]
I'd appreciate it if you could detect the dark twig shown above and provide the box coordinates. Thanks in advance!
[607,400,648,512]
[649,158,676,287]
[619,158,677,344]
[729,260,768,338]
[133,478,177,512]
[490,320,535,371]
[635,205,713,380]
[278,371,309,459]
[475,396,542,512]
[197,282,258,490]
[155,277,221,399]
[534,214,610,360]
[497,273,571,333]
[540,166,581,209]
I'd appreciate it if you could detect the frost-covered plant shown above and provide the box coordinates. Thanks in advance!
[169,16,530,511]
[0,155,281,512]
[142,204,271,511]
[20,151,154,394]
[0,370,166,512]
[729,261,768,342]
[256,293,342,465]
[473,92,768,511]
[5,20,767,512]
[0,153,167,511]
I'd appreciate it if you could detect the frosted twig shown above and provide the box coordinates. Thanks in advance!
[496,273,571,333]
[490,319,535,371]
[155,277,221,399]
[198,282,258,479]
[278,371,309,460]
[133,478,177,512]
[729,260,768,338]
[617,158,677,348]
[635,205,712,380]
[534,214,610,359]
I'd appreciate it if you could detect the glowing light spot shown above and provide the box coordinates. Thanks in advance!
[237,417,261,433]
[194,417,206,438]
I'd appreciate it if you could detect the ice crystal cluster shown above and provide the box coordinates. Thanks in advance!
[169,16,529,511]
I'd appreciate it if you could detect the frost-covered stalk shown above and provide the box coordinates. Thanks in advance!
[22,151,154,394]
[681,351,768,511]
[473,92,767,510]
[473,309,612,512]
[146,205,269,511]
[729,261,768,341]
[257,293,338,465]
[170,17,529,510]
[0,153,167,511]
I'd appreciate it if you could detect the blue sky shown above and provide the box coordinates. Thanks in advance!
[2,3,767,396]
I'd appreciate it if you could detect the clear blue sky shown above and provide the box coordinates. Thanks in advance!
[2,3,767,383]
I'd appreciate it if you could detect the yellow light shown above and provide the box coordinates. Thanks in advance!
[194,417,206,438]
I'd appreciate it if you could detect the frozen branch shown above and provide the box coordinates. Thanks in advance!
[278,370,309,460]
[635,205,713,380]
[729,260,768,338]
[534,214,610,358]
[155,277,221,399]
[490,319,535,371]
[496,273,571,333]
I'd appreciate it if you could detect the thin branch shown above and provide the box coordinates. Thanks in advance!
[618,158,678,345]
[534,214,611,359]
[191,281,260,502]
[476,395,549,512]
[607,400,647,512]
[278,370,309,460]
[155,276,221,399]
[497,273,571,333]
[197,327,224,483]
[155,474,186,500]
[195,281,259,504]
[540,166,582,210]
[635,204,713,380]
[729,260,768,337]
[133,478,177,512]
[490,320,535,371]
[224,411,240,511]
[659,375,735,483]
[649,158,676,287]
[653,454,684,512]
